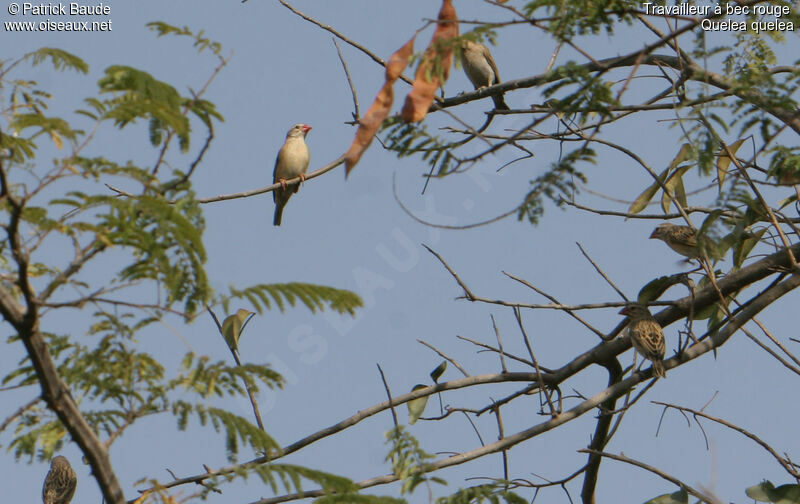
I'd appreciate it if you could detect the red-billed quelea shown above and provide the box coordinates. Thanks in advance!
[273,123,311,226]
[42,456,77,504]
[650,222,716,259]
[460,39,509,110]
[619,303,666,378]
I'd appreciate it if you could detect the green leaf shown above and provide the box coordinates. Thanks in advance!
[746,481,775,502]
[315,494,407,503]
[771,484,800,504]
[631,143,692,216]
[172,403,278,462]
[661,165,691,214]
[692,303,717,321]
[637,276,674,304]
[668,143,694,172]
[644,488,688,504]
[225,283,362,316]
[407,385,429,425]
[97,65,190,151]
[717,138,746,191]
[146,22,223,55]
[733,228,766,268]
[385,426,438,494]
[627,167,668,215]
[221,309,253,353]
[777,193,797,210]
[691,275,735,321]
[747,483,800,504]
[437,483,527,504]
[25,47,88,73]
[430,361,446,383]
[696,210,726,260]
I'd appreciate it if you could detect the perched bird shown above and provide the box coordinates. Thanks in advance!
[273,123,312,226]
[42,456,77,504]
[650,223,716,260]
[460,39,509,110]
[619,303,666,378]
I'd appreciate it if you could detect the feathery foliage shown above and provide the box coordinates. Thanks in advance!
[0,21,364,503]
[224,282,363,316]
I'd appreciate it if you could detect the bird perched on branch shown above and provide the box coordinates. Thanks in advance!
[460,39,509,111]
[273,123,312,226]
[619,303,666,378]
[650,222,717,260]
[42,456,77,504]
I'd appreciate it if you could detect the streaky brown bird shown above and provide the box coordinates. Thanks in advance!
[42,455,77,504]
[619,303,666,378]
[650,222,718,260]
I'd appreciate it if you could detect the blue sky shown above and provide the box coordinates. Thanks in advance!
[2,1,799,503]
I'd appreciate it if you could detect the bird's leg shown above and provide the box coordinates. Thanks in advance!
[631,353,644,376]
[298,173,306,185]
[277,178,288,190]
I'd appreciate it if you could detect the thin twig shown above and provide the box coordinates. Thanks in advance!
[277,0,417,88]
[503,271,606,339]
[579,449,721,503]
[196,155,344,204]
[490,399,509,486]
[654,401,800,479]
[490,315,508,373]
[376,364,398,428]
[418,339,469,377]
[513,307,557,417]
[0,396,41,433]
[575,242,629,302]
[456,334,536,368]
[206,307,265,432]
[332,38,360,123]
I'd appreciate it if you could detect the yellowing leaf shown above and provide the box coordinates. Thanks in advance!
[407,384,429,425]
[628,167,668,216]
[655,143,693,214]
[221,308,253,353]
[778,193,798,209]
[660,165,690,214]
[745,481,775,502]
[717,138,746,191]
[668,143,693,171]
[49,130,63,150]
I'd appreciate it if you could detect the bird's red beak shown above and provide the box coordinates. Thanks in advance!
[649,229,658,239]
[618,307,629,316]
[302,124,312,132]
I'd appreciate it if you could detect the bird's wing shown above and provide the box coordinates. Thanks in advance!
[639,319,666,358]
[272,145,286,182]
[481,44,501,84]
[674,226,698,247]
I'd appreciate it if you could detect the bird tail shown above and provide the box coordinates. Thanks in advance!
[493,94,509,111]
[652,360,666,378]
[273,205,283,226]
